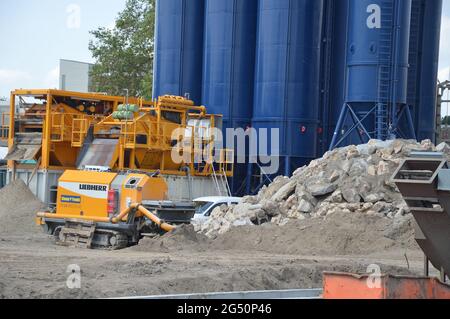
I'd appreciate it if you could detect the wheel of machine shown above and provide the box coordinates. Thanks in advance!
[109,234,118,247]
[53,226,63,239]
[52,226,64,244]
[43,223,53,235]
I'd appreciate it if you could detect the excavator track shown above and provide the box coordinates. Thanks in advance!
[54,220,129,250]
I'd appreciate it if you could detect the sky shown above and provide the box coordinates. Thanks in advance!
[0,0,127,99]
[438,1,450,81]
[1,1,450,101]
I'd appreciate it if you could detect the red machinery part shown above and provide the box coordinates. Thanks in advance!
[323,272,450,299]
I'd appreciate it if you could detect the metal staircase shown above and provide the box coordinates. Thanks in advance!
[211,164,231,197]
[376,0,395,140]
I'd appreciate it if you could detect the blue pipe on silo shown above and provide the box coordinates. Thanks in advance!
[416,0,443,142]
[202,0,257,132]
[153,0,205,104]
[252,0,324,176]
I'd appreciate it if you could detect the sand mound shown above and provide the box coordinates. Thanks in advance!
[209,212,418,256]
[134,212,417,256]
[0,179,46,236]
[131,225,210,253]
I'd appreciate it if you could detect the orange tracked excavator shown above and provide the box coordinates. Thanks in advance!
[36,169,195,250]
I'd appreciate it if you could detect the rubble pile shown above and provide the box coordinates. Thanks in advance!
[197,139,448,238]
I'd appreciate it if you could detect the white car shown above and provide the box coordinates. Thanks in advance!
[192,196,242,223]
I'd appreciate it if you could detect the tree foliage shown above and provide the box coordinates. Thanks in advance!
[442,116,450,125]
[89,0,155,98]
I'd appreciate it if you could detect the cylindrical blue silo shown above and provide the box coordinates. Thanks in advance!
[346,0,411,105]
[252,0,324,176]
[330,0,414,148]
[202,0,257,131]
[325,0,350,149]
[416,0,443,142]
[153,0,205,104]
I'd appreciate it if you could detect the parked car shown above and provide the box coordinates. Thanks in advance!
[192,196,242,224]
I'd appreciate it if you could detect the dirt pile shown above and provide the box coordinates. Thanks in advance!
[210,211,418,256]
[0,179,46,236]
[131,225,209,253]
[198,139,445,238]
[134,211,418,256]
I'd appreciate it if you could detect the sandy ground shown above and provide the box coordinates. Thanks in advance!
[0,181,433,299]
[0,231,428,299]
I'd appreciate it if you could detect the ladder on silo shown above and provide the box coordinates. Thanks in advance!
[407,0,422,107]
[376,0,395,140]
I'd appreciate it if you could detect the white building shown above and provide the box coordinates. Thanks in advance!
[0,97,9,115]
[59,59,93,92]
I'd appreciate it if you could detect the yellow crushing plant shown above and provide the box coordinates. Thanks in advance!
[36,169,196,250]
[3,90,233,249]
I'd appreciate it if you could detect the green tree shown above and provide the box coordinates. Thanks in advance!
[443,116,450,126]
[89,0,155,98]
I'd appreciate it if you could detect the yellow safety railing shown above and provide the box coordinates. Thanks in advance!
[50,113,66,142]
[219,149,235,177]
[120,121,137,149]
[72,117,90,147]
[119,117,185,152]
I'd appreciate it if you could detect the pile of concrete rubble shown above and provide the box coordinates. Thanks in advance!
[196,139,450,238]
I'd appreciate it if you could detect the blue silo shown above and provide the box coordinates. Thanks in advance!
[323,0,350,152]
[330,0,415,149]
[202,0,257,132]
[416,0,443,142]
[153,0,205,104]
[202,0,258,196]
[251,0,324,178]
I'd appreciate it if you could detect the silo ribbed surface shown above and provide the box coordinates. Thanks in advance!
[202,0,258,130]
[252,0,324,164]
[416,0,443,141]
[327,0,350,147]
[346,0,412,104]
[153,0,205,104]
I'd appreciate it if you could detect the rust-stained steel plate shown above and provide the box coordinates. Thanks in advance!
[77,139,119,169]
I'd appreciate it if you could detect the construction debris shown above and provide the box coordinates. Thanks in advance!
[197,139,442,238]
